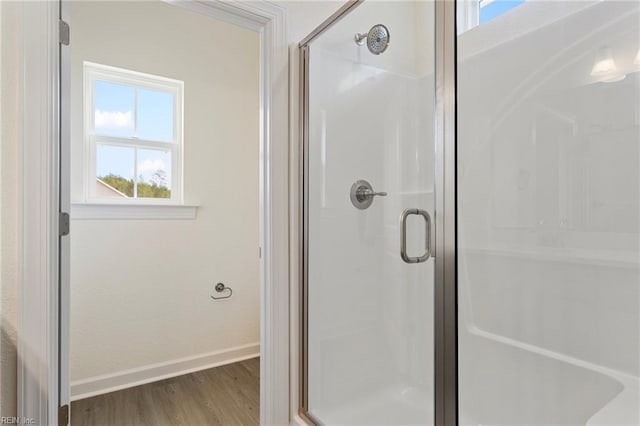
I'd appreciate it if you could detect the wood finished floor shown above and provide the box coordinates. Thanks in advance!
[71,358,259,426]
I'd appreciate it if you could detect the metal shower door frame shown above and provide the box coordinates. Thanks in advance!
[433,1,458,424]
[298,0,458,424]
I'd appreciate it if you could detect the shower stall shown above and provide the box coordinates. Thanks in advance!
[299,0,640,425]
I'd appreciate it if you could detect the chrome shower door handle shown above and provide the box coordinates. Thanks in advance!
[400,208,431,264]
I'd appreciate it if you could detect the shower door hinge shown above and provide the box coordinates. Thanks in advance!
[58,404,69,425]
[59,20,70,46]
[59,212,70,237]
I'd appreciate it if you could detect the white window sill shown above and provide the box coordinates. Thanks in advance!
[71,203,199,220]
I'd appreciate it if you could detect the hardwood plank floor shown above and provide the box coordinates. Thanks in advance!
[71,357,259,426]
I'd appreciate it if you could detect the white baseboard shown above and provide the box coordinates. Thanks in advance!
[70,342,259,401]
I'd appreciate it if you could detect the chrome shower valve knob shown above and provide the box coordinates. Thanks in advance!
[355,186,387,202]
[350,179,387,209]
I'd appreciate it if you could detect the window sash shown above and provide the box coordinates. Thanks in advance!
[91,84,178,143]
[91,137,178,203]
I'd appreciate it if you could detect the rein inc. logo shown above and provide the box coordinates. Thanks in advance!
[0,417,35,425]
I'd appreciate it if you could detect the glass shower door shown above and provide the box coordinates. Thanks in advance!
[457,1,640,425]
[301,2,436,424]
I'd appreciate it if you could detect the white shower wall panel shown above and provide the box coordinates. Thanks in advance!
[458,0,640,374]
[307,46,434,421]
[458,1,640,424]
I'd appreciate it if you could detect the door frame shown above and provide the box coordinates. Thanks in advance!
[17,1,289,424]
[296,0,458,424]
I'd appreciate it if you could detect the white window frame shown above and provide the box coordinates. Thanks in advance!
[457,0,480,34]
[458,0,528,33]
[83,61,184,205]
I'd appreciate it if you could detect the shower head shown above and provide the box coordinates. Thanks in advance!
[354,24,390,55]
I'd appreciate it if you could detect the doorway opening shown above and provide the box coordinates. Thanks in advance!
[65,1,261,424]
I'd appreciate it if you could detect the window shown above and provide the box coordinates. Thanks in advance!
[458,0,525,33]
[84,62,183,203]
[479,0,525,24]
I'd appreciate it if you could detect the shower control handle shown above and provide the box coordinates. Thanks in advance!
[400,208,431,264]
[357,188,387,200]
[350,180,386,210]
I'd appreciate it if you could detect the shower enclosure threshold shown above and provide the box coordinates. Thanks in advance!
[310,384,433,426]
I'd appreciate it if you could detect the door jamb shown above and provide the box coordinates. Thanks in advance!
[17,1,289,424]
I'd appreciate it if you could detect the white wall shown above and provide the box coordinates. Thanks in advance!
[276,0,343,44]
[0,0,20,417]
[305,1,433,77]
[69,1,260,391]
